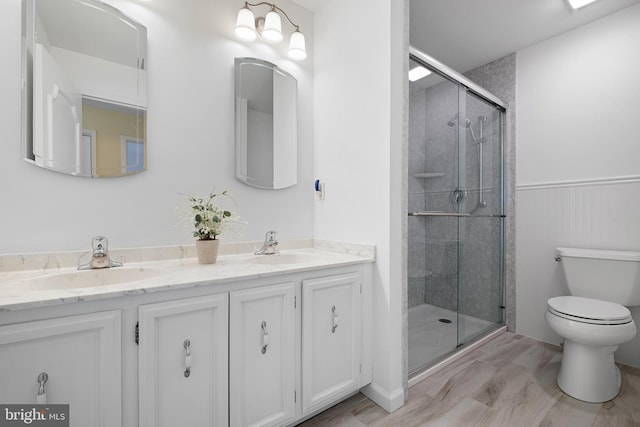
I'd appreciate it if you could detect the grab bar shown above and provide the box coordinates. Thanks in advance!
[409,212,505,218]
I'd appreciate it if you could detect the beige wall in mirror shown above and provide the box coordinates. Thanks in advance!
[22,0,147,178]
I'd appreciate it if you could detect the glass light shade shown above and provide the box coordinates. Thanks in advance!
[262,10,283,42]
[287,30,307,61]
[235,7,257,41]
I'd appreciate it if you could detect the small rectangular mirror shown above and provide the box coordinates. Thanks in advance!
[22,0,147,178]
[234,57,297,190]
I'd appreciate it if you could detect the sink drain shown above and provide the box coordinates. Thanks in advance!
[438,318,452,324]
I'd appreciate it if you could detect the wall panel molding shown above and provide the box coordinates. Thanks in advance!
[517,175,640,191]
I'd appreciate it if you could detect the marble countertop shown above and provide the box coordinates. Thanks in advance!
[0,242,375,312]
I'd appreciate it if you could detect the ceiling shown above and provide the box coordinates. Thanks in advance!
[36,0,144,67]
[292,0,640,73]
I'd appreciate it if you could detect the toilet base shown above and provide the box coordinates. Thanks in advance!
[557,340,621,403]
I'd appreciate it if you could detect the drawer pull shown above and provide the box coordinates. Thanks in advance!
[183,339,192,378]
[331,306,339,333]
[261,321,269,354]
[37,372,48,404]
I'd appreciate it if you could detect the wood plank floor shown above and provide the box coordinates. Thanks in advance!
[298,332,640,426]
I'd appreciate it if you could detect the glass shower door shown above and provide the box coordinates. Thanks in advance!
[455,90,505,346]
[407,52,505,375]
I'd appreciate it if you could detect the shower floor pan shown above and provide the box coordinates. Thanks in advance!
[408,303,496,374]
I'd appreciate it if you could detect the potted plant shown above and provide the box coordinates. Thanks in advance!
[185,190,240,264]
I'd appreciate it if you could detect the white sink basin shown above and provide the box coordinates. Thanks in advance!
[15,267,166,291]
[247,253,318,265]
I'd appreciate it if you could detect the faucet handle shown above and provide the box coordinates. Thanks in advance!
[92,236,108,253]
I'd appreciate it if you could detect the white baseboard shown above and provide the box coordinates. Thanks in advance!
[361,382,405,413]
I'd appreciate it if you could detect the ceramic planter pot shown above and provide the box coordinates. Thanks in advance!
[195,239,220,264]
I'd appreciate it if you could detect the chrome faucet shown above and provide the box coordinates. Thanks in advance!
[254,231,279,255]
[78,236,123,270]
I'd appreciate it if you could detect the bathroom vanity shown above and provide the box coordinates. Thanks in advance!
[0,242,374,427]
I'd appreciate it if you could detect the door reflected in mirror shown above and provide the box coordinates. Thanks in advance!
[22,0,147,178]
[235,58,298,190]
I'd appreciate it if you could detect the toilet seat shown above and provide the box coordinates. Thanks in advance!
[547,296,632,325]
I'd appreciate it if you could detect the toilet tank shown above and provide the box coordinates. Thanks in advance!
[557,247,640,306]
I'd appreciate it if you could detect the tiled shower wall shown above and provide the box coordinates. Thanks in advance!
[408,54,516,329]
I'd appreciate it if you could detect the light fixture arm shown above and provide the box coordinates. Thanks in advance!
[243,2,301,31]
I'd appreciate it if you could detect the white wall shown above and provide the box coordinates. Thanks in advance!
[313,0,407,411]
[516,3,640,367]
[517,4,640,185]
[5,0,410,410]
[0,0,314,254]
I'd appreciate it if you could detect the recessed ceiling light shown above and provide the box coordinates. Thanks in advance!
[409,66,431,82]
[567,0,599,10]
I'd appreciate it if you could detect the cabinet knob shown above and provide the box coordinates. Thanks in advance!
[37,372,48,404]
[183,339,192,378]
[261,321,269,354]
[331,306,339,333]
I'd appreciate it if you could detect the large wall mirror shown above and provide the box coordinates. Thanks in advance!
[234,57,297,189]
[22,0,147,178]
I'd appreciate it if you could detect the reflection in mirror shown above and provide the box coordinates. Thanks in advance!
[22,0,147,178]
[235,58,297,189]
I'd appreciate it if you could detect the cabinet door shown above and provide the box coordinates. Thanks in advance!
[230,282,296,427]
[0,311,121,427]
[138,293,228,427]
[302,273,362,414]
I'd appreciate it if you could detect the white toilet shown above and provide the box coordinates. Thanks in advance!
[545,247,640,403]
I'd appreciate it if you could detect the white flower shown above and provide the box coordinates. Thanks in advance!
[181,190,243,240]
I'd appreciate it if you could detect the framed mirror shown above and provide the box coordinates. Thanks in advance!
[234,57,297,189]
[22,0,147,178]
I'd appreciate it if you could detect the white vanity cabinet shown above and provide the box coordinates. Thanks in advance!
[0,310,122,427]
[229,282,296,427]
[301,273,362,415]
[138,293,229,427]
[0,251,373,427]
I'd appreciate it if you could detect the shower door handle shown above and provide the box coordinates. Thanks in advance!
[409,212,470,217]
[408,212,505,218]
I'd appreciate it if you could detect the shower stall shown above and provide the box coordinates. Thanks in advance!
[407,48,506,375]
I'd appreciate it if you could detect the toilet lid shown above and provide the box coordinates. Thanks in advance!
[547,296,632,324]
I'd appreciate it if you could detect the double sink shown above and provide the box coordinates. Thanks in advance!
[4,252,320,292]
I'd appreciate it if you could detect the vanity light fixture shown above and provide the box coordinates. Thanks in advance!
[566,0,600,10]
[409,65,431,82]
[235,2,307,61]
